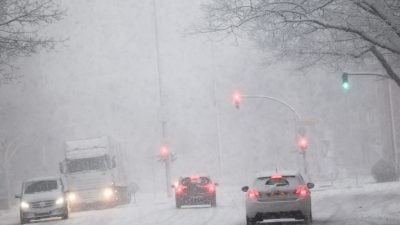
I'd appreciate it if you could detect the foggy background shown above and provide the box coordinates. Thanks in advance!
[0,0,399,196]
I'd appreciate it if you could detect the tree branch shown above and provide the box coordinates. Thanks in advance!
[370,45,400,87]
[284,18,400,55]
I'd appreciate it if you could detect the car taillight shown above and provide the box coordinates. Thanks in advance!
[295,186,309,197]
[205,184,216,193]
[247,189,260,199]
[175,185,187,195]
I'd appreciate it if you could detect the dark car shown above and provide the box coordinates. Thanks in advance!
[173,176,218,208]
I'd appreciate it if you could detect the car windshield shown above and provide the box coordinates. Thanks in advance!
[254,176,300,189]
[181,177,210,186]
[66,156,107,173]
[24,180,58,194]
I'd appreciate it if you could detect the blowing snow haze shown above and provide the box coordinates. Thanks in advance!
[1,1,400,225]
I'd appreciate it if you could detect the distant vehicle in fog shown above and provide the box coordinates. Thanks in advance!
[172,175,218,208]
[15,176,68,224]
[59,136,132,211]
[242,171,314,225]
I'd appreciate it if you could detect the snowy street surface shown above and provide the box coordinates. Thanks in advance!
[2,181,400,225]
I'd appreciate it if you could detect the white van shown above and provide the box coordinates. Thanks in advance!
[15,177,69,224]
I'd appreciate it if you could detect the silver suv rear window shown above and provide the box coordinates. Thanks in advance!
[254,176,301,188]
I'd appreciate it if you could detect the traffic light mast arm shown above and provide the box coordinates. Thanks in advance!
[343,72,388,79]
[241,95,302,122]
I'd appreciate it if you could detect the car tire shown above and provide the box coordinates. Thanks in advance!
[304,212,312,225]
[117,188,132,205]
[210,196,217,207]
[175,200,181,209]
[62,210,69,220]
[246,216,256,225]
[20,217,29,224]
[125,193,132,204]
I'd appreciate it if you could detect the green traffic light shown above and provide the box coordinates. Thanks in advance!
[342,81,350,90]
[342,73,350,91]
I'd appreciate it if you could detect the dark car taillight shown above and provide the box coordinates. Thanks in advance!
[204,184,216,193]
[247,189,260,199]
[294,186,310,197]
[175,185,187,195]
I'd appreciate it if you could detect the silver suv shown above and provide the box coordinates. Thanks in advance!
[15,177,69,224]
[242,172,314,225]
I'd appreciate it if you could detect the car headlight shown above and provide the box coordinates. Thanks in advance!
[20,201,30,209]
[103,188,114,198]
[67,192,77,202]
[56,197,65,205]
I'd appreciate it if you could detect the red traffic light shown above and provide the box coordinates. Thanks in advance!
[233,91,241,108]
[160,145,169,157]
[297,136,308,151]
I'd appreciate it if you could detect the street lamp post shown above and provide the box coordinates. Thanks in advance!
[233,92,309,175]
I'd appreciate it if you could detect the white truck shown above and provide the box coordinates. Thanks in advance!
[59,136,133,210]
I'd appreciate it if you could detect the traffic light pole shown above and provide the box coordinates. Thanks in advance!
[342,72,398,176]
[302,152,308,176]
[235,94,309,176]
[165,154,172,198]
[388,80,398,176]
[240,95,302,122]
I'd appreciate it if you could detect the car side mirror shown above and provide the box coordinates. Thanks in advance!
[241,186,249,192]
[15,195,21,199]
[307,183,315,189]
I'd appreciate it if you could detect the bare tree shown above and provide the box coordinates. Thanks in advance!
[198,0,400,86]
[0,0,64,82]
[0,137,20,208]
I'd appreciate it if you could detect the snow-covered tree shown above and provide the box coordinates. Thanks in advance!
[0,137,20,209]
[0,0,64,82]
[199,0,400,86]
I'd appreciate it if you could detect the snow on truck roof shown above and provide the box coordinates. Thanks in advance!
[65,148,108,159]
[64,136,110,159]
[65,136,109,151]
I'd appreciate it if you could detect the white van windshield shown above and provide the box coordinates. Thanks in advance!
[24,180,58,194]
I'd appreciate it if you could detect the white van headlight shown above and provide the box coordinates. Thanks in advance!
[20,201,30,209]
[56,197,65,205]
[103,188,114,199]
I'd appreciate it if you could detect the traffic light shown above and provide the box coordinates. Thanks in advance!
[297,135,308,152]
[160,145,170,159]
[233,91,241,108]
[342,73,350,91]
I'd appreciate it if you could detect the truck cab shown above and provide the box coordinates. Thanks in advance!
[59,137,131,210]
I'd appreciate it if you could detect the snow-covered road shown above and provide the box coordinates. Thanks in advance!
[2,182,400,225]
